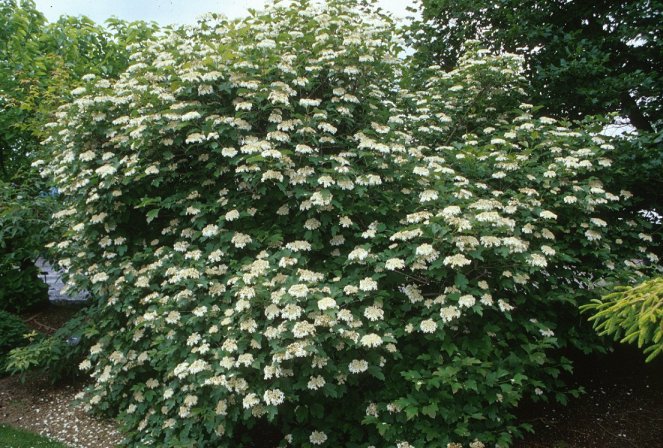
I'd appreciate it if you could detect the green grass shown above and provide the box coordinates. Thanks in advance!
[0,425,68,447]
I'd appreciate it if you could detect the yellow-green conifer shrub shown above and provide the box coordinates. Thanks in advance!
[583,277,663,362]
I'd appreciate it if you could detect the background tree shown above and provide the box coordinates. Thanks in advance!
[0,0,159,312]
[0,0,160,183]
[407,0,663,212]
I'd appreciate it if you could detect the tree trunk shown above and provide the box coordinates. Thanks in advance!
[620,92,654,133]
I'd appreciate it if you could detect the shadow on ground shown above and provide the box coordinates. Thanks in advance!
[515,345,663,448]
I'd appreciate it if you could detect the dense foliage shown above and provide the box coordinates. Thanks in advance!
[0,180,51,312]
[582,277,663,362]
[37,0,658,446]
[0,309,31,371]
[5,310,94,381]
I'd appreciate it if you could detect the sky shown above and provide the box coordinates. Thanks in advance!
[33,0,417,25]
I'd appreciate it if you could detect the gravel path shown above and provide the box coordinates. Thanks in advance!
[0,375,121,448]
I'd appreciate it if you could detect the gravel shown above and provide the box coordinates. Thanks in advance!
[0,376,122,448]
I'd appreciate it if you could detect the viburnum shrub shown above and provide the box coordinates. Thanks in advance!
[39,0,658,446]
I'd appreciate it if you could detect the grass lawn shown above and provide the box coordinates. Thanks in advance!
[0,425,68,448]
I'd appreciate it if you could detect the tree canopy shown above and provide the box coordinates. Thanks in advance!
[0,0,159,182]
[409,0,662,133]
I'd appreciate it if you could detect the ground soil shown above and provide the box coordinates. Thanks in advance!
[20,304,77,335]
[0,305,121,448]
[0,374,121,448]
[515,346,663,448]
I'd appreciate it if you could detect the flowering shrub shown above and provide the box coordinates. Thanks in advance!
[39,0,658,446]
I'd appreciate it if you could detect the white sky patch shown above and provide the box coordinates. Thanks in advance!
[33,0,417,25]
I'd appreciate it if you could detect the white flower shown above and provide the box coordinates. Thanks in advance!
[443,254,471,268]
[95,164,116,178]
[304,218,321,230]
[539,210,557,220]
[91,272,109,283]
[225,209,240,221]
[339,216,353,227]
[263,389,285,406]
[363,306,384,321]
[528,253,548,267]
[310,431,328,445]
[231,232,252,248]
[440,305,461,322]
[317,297,337,310]
[242,393,260,409]
[385,258,405,270]
[79,359,92,370]
[498,299,514,312]
[221,147,238,157]
[235,101,253,111]
[183,394,198,407]
[590,218,607,227]
[192,306,208,317]
[145,165,159,175]
[359,277,378,291]
[318,122,337,134]
[292,321,315,338]
[458,294,476,308]
[441,205,461,217]
[310,191,332,206]
[360,333,383,348]
[348,359,369,374]
[286,240,312,252]
[202,224,219,237]
[295,144,315,154]
[413,166,430,176]
[420,319,437,333]
[402,284,423,303]
[307,375,326,390]
[288,284,309,298]
[415,244,438,261]
[348,247,369,262]
[419,189,438,202]
[299,98,321,107]
[79,151,95,161]
[257,38,277,49]
[540,328,555,337]
[198,84,213,95]
[181,111,201,121]
[186,132,205,144]
[186,333,201,346]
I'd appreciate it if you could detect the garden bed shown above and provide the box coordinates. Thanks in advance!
[1,343,661,447]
